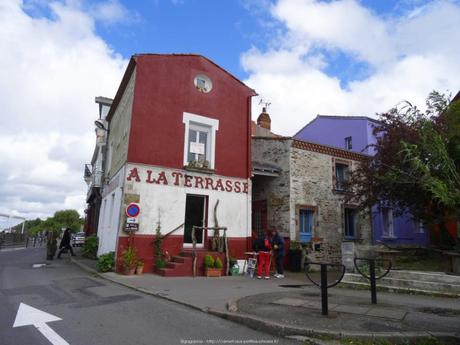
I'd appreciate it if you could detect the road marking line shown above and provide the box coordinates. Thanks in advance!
[13,303,70,345]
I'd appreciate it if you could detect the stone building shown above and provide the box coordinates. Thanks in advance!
[295,115,429,248]
[252,115,373,269]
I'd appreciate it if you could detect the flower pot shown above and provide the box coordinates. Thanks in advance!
[205,267,222,277]
[123,266,136,275]
[136,264,144,275]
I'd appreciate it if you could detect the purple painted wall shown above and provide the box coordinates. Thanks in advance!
[295,115,429,247]
[295,116,378,155]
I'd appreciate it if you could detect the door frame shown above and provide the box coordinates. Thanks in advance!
[183,194,208,248]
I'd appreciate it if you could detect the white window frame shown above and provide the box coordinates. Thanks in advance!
[382,207,395,238]
[183,112,219,169]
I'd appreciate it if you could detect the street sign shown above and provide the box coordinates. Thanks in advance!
[125,203,140,218]
[125,222,139,233]
[126,217,139,224]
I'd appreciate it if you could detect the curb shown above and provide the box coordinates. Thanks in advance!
[70,258,460,343]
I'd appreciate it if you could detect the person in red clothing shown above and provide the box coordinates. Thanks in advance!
[254,232,272,279]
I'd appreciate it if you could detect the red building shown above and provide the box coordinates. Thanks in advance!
[97,54,256,276]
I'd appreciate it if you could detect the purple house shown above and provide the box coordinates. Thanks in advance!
[295,115,429,247]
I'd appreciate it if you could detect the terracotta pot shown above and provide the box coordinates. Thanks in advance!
[123,266,136,275]
[136,264,144,275]
[205,267,222,277]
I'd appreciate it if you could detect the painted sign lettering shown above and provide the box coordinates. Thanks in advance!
[126,167,248,194]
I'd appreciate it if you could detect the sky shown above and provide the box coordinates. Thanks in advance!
[0,0,459,224]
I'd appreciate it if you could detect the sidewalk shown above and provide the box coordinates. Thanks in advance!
[71,256,460,343]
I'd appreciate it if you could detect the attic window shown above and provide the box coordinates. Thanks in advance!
[194,74,212,93]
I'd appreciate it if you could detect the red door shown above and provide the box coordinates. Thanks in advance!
[252,200,268,238]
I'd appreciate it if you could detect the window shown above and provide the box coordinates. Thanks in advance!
[196,78,206,90]
[382,208,394,237]
[187,124,210,164]
[183,112,219,169]
[414,220,425,234]
[194,74,213,93]
[345,136,352,150]
[344,208,357,240]
[335,163,349,191]
[299,208,314,243]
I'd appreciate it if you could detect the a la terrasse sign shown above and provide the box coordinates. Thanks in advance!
[126,166,249,194]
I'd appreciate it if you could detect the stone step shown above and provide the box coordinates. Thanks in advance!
[388,270,460,284]
[342,273,460,295]
[172,255,191,263]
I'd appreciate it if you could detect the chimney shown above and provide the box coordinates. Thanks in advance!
[257,107,271,130]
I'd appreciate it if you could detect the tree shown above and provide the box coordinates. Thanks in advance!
[349,91,460,248]
[52,209,83,232]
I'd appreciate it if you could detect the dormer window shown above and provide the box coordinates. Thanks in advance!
[345,136,352,150]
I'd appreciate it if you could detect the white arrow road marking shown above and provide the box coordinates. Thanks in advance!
[13,303,70,345]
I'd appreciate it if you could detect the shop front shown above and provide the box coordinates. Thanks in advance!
[115,164,252,276]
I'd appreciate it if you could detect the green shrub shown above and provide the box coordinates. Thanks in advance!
[155,258,166,269]
[96,252,115,272]
[214,257,223,269]
[121,245,138,269]
[204,254,215,268]
[81,235,98,259]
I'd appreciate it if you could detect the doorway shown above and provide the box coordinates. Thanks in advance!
[183,194,207,248]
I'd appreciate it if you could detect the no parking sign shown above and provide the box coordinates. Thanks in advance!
[125,203,140,218]
[125,203,140,233]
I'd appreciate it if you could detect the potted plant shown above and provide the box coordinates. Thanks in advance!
[121,245,138,275]
[288,241,304,272]
[204,254,222,277]
[136,259,145,275]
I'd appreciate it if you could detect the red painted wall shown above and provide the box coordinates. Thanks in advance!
[127,55,255,179]
[116,234,251,274]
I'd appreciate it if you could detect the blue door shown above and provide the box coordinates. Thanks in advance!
[299,209,313,243]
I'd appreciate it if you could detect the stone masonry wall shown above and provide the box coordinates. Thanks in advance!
[252,138,291,237]
[290,147,372,263]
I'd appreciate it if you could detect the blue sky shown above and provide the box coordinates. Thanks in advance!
[1,0,459,220]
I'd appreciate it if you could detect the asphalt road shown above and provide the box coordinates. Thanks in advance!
[0,248,295,345]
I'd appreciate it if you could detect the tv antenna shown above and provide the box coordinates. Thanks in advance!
[258,99,271,110]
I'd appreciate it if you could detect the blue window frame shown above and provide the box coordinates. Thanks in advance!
[344,208,357,240]
[299,209,314,243]
[335,163,349,190]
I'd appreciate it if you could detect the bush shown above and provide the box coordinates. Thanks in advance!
[81,235,98,259]
[121,245,138,269]
[156,258,166,269]
[204,254,215,268]
[214,257,223,269]
[96,252,115,272]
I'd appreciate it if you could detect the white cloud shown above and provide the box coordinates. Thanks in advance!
[0,0,128,221]
[90,0,138,25]
[243,0,460,135]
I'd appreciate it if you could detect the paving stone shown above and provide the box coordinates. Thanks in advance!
[301,301,338,310]
[332,305,371,315]
[366,307,407,320]
[272,298,307,307]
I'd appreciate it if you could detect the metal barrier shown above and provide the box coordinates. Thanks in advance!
[353,257,392,304]
[305,262,346,315]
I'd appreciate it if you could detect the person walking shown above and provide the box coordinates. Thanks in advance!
[57,228,75,259]
[254,232,272,279]
[271,228,285,278]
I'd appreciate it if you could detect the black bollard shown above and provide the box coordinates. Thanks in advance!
[354,257,391,305]
[320,263,328,315]
[369,259,377,304]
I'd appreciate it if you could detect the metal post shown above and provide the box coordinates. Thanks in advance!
[369,259,377,304]
[320,263,328,316]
